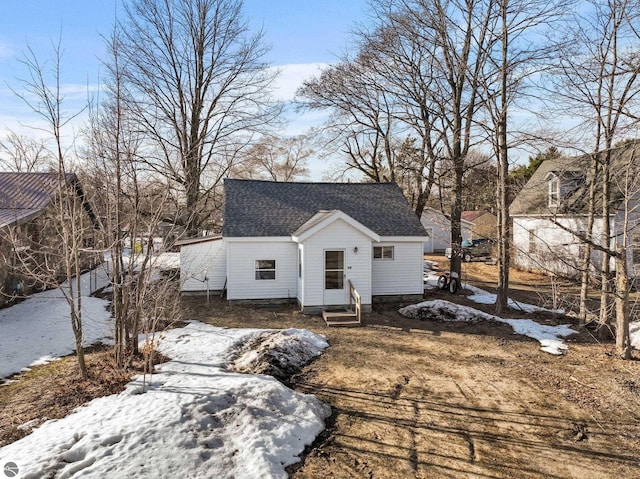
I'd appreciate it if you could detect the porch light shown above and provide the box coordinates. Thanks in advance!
[353,246,358,254]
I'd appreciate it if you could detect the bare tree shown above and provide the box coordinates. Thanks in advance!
[117,0,280,236]
[374,0,498,281]
[298,0,497,236]
[235,134,311,181]
[358,6,449,217]
[83,26,183,369]
[479,0,567,313]
[297,52,399,184]
[0,132,52,172]
[6,41,98,379]
[549,0,640,339]
[612,144,639,359]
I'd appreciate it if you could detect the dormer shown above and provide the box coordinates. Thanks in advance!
[546,172,560,208]
[544,170,584,209]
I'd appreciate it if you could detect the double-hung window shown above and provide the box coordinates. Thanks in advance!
[255,260,276,280]
[548,176,560,207]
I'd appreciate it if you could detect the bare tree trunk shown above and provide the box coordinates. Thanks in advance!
[614,248,631,359]
[450,145,465,283]
[494,0,510,314]
[598,152,612,337]
[579,155,598,325]
[10,41,93,379]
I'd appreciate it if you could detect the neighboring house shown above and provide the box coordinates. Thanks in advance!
[462,210,497,240]
[179,179,428,311]
[420,207,473,253]
[0,172,100,304]
[510,143,640,278]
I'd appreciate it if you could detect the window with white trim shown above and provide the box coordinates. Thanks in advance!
[373,245,394,259]
[255,260,276,280]
[548,176,560,207]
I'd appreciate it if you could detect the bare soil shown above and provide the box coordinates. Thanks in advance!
[183,259,640,479]
[2,258,640,478]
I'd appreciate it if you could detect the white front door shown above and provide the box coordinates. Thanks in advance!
[323,249,347,306]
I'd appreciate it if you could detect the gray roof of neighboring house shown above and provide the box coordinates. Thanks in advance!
[0,172,96,228]
[510,155,591,216]
[510,142,640,217]
[223,179,426,237]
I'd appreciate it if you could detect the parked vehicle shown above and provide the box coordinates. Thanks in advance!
[445,238,496,262]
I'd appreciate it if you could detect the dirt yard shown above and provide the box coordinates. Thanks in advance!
[183,261,640,479]
[2,256,639,478]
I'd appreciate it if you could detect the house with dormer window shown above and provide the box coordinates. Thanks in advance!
[510,142,640,278]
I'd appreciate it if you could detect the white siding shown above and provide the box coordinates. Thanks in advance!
[226,240,298,300]
[512,217,611,277]
[420,208,472,253]
[301,219,372,307]
[372,241,424,295]
[180,239,226,292]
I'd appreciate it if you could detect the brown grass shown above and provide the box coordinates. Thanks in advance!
[2,260,639,477]
[181,297,640,479]
[0,346,165,447]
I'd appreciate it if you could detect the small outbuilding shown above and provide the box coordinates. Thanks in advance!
[461,210,497,240]
[420,207,473,253]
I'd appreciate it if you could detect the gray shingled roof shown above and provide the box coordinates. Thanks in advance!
[510,156,588,215]
[510,142,640,217]
[223,179,426,237]
[0,172,94,228]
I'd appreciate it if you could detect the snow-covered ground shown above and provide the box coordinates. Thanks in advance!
[0,322,331,479]
[423,262,561,314]
[0,251,182,380]
[399,300,577,355]
[0,266,113,380]
[130,251,180,272]
[423,262,640,353]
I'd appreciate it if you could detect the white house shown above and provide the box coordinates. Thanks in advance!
[510,143,640,278]
[176,235,226,293]
[180,179,428,311]
[420,207,473,253]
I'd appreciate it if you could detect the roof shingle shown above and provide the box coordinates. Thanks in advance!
[223,179,426,237]
[0,172,77,228]
[510,141,640,216]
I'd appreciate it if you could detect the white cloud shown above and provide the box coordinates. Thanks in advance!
[272,62,328,102]
[0,43,14,58]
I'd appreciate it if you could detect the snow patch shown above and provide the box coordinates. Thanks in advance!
[464,283,564,314]
[399,300,577,355]
[0,267,113,380]
[0,322,330,478]
[631,321,640,350]
[228,328,329,381]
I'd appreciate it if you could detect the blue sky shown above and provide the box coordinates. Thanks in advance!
[0,0,369,177]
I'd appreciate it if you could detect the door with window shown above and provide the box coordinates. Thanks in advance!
[324,249,346,305]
